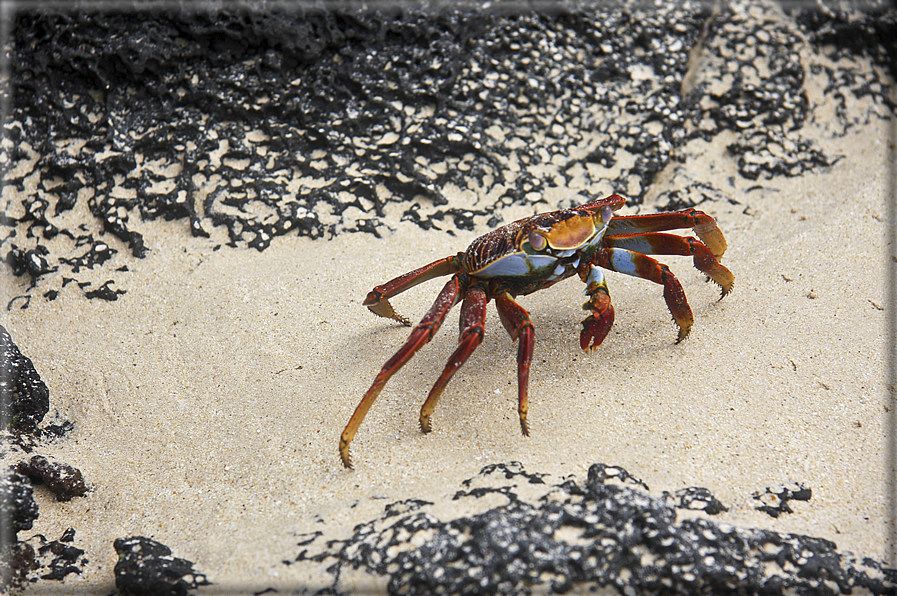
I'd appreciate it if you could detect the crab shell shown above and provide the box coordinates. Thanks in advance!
[461,196,623,294]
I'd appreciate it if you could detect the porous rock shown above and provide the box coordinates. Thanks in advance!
[15,455,88,502]
[0,469,38,535]
[0,325,49,432]
[292,462,897,595]
[5,3,894,301]
[113,536,211,596]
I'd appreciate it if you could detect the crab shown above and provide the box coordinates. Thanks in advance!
[340,194,734,468]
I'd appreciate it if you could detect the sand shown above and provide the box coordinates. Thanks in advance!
[0,109,893,593]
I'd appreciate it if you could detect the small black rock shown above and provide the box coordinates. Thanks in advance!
[15,455,88,502]
[0,470,38,535]
[0,325,50,432]
[113,536,211,596]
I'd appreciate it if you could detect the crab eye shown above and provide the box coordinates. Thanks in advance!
[600,205,614,224]
[528,231,546,250]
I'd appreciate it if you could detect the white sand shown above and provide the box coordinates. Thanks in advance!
[1,121,892,592]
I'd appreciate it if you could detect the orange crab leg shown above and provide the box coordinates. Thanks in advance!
[605,233,735,298]
[596,247,694,343]
[495,293,535,437]
[340,275,463,469]
[419,287,488,434]
[606,209,728,258]
[364,255,462,325]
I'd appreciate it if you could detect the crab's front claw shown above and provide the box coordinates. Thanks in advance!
[362,256,464,328]
[580,308,615,351]
[579,265,615,351]
[365,293,411,326]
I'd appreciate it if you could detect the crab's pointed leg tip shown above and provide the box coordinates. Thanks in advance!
[719,282,734,301]
[339,445,354,470]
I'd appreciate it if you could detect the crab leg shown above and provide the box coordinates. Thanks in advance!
[596,247,694,343]
[495,293,535,437]
[364,255,462,325]
[578,264,615,351]
[419,287,488,434]
[605,233,735,298]
[340,275,463,469]
[606,209,728,258]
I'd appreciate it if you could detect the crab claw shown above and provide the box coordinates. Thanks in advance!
[365,296,411,326]
[580,307,615,351]
[579,264,615,351]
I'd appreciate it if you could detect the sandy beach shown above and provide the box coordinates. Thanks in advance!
[1,3,894,594]
[0,118,891,592]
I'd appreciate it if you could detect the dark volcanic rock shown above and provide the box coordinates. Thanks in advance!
[15,455,88,502]
[0,541,38,590]
[0,470,38,536]
[114,536,211,596]
[35,528,86,582]
[0,325,49,432]
[292,462,897,595]
[0,517,87,589]
[5,3,893,300]
[752,482,813,518]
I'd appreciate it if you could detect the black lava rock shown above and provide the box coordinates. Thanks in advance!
[752,482,813,518]
[294,461,897,595]
[0,470,38,536]
[0,541,38,590]
[36,528,86,581]
[113,536,211,596]
[0,325,49,432]
[8,4,893,299]
[15,456,88,502]
[2,528,89,588]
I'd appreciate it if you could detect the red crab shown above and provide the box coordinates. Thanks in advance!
[340,194,734,468]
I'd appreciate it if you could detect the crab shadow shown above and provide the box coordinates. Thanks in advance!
[335,275,718,421]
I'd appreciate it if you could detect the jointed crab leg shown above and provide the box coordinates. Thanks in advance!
[596,247,694,342]
[364,255,462,325]
[607,209,728,258]
[419,287,488,434]
[341,275,463,469]
[605,233,735,298]
[495,293,535,436]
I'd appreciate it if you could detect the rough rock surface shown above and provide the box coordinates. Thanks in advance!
[113,536,211,596]
[291,462,896,595]
[0,469,38,535]
[0,325,49,431]
[14,455,88,502]
[3,2,893,302]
